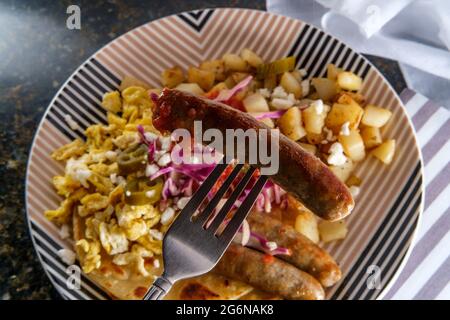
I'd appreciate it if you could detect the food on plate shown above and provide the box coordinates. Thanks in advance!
[45,48,396,300]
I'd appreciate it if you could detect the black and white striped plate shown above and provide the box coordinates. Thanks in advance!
[25,8,424,300]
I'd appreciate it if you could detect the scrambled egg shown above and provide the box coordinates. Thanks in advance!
[46,85,164,277]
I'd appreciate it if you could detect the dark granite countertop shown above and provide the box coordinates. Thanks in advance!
[0,0,405,300]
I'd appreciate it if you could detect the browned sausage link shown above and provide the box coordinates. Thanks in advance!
[247,212,342,287]
[153,89,354,221]
[214,244,325,300]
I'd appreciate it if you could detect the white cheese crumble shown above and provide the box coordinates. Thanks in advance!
[110,173,118,184]
[349,186,360,197]
[149,229,163,241]
[153,258,160,268]
[340,121,351,136]
[323,127,335,142]
[301,80,310,97]
[266,241,278,251]
[271,98,294,110]
[145,164,159,177]
[144,132,158,142]
[176,197,190,210]
[327,142,347,166]
[64,114,80,131]
[59,224,70,240]
[66,157,91,188]
[258,88,271,98]
[311,99,324,114]
[105,150,117,161]
[157,153,172,167]
[271,86,288,99]
[58,249,76,265]
[299,69,308,77]
[286,93,296,104]
[160,207,175,225]
[145,189,156,198]
[125,191,131,197]
[159,136,172,151]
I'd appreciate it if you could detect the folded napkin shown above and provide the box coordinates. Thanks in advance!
[382,89,450,300]
[267,0,450,108]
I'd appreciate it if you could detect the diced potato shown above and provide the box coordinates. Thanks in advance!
[254,116,274,128]
[280,72,302,98]
[302,104,328,134]
[362,105,392,128]
[298,142,317,155]
[327,64,342,81]
[243,93,269,113]
[240,48,264,68]
[199,59,226,81]
[311,78,338,102]
[175,83,205,95]
[325,102,364,134]
[161,66,185,88]
[337,71,362,91]
[319,220,348,242]
[101,91,122,113]
[264,74,277,90]
[329,159,354,182]
[346,174,361,187]
[361,126,382,149]
[338,130,366,162]
[305,132,323,144]
[278,107,306,141]
[336,92,360,109]
[372,139,396,164]
[307,91,320,100]
[231,72,250,84]
[187,67,215,91]
[295,211,319,243]
[120,76,150,91]
[224,75,236,88]
[223,53,248,72]
[336,91,366,106]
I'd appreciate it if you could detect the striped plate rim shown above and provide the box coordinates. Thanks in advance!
[25,8,424,300]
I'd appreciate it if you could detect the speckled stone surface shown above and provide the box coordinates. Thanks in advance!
[0,0,405,300]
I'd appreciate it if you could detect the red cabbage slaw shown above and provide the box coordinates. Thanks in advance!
[214,75,253,102]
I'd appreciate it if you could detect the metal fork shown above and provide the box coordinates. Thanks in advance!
[144,161,268,300]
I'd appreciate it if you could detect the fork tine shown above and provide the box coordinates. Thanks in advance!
[175,160,228,222]
[206,166,256,234]
[220,175,268,243]
[194,163,244,226]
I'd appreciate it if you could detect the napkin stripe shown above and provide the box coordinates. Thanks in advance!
[414,254,450,299]
[383,91,450,300]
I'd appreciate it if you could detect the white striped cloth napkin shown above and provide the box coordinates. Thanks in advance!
[383,89,450,300]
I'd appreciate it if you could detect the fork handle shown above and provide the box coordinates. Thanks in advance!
[144,276,172,300]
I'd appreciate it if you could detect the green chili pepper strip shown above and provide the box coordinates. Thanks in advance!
[117,144,148,175]
[124,177,163,205]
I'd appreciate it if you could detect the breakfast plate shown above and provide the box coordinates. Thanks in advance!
[25,8,424,300]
